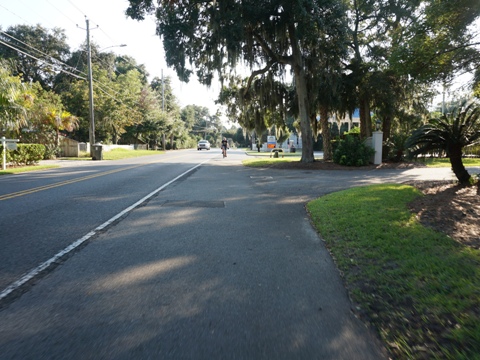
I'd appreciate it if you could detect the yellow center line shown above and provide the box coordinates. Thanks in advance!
[0,164,145,201]
[0,151,205,201]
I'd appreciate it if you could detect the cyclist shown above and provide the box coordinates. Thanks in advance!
[221,137,228,157]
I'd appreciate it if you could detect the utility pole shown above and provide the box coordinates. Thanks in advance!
[162,69,166,151]
[78,18,97,157]
[86,18,95,157]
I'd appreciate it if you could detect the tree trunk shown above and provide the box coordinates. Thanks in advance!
[293,61,314,163]
[320,105,333,161]
[359,96,372,139]
[382,114,392,141]
[449,146,470,184]
[381,115,391,161]
[289,23,314,163]
[112,127,118,145]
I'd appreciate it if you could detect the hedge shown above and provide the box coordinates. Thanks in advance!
[0,144,46,167]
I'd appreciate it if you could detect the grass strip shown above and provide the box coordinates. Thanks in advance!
[242,158,298,167]
[1,149,164,174]
[60,148,165,161]
[102,148,165,160]
[244,150,302,158]
[242,157,324,167]
[307,184,480,359]
[0,164,59,175]
[418,158,480,168]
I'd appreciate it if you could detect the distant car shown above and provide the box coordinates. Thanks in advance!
[197,140,211,150]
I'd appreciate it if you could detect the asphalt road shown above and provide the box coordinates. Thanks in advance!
[0,149,463,359]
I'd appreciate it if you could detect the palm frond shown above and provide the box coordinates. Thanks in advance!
[406,99,480,158]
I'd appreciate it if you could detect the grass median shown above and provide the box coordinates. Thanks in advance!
[307,184,480,359]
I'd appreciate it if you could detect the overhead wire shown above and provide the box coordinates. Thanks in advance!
[0,19,138,101]
[0,38,86,80]
[0,30,87,78]
[0,4,32,27]
[2,0,158,83]
[45,0,77,26]
[0,29,126,99]
[16,0,57,29]
[0,35,148,118]
[0,0,166,119]
[0,34,130,106]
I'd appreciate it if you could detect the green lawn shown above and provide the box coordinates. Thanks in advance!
[101,148,165,160]
[244,150,303,158]
[243,154,323,167]
[59,148,165,161]
[243,154,480,168]
[418,157,480,168]
[307,184,480,359]
[0,149,165,175]
[243,158,300,167]
[0,164,59,175]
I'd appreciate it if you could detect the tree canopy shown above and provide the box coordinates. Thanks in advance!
[126,0,479,162]
[126,0,349,162]
[0,23,218,156]
[0,24,70,90]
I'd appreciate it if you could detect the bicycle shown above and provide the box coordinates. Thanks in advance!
[221,137,229,158]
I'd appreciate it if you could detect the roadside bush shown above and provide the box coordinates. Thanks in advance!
[384,133,409,162]
[1,144,45,167]
[42,144,59,160]
[465,143,480,157]
[333,132,375,166]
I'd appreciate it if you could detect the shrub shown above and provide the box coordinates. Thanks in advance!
[384,133,409,162]
[1,144,45,167]
[333,133,375,166]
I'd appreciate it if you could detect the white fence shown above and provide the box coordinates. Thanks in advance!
[60,138,147,157]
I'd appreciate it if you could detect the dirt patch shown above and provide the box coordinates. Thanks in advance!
[407,181,480,249]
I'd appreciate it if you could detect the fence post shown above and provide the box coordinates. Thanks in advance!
[372,131,383,165]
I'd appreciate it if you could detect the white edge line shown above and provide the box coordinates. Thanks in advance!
[0,159,210,301]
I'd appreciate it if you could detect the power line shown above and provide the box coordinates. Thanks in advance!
[0,4,32,26]
[17,0,56,29]
[0,30,86,78]
[0,35,131,105]
[0,3,167,107]
[0,35,147,131]
[0,29,134,100]
[0,38,86,80]
[44,0,77,26]
[66,0,87,18]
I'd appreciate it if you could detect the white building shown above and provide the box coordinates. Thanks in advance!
[327,109,360,132]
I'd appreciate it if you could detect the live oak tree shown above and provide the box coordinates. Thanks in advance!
[125,0,348,163]
[149,76,179,148]
[343,0,480,143]
[0,25,70,90]
[217,74,290,146]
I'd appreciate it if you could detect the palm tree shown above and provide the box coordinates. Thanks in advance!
[0,64,33,134]
[405,101,480,184]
